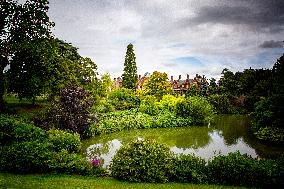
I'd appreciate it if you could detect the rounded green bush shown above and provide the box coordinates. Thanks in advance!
[48,129,81,153]
[207,152,253,186]
[176,96,214,124]
[110,139,174,183]
[0,141,52,173]
[139,95,159,115]
[172,154,207,183]
[0,115,47,145]
[48,149,92,175]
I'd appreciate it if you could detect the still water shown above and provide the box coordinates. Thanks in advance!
[82,115,284,168]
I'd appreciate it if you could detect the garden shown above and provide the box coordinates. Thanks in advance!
[1,0,284,188]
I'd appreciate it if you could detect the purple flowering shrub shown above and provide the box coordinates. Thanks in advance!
[47,83,97,139]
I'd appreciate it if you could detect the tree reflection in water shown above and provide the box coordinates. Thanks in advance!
[83,115,284,167]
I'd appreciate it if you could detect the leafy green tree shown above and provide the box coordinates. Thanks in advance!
[92,73,113,99]
[219,68,239,96]
[0,0,53,110]
[7,38,57,102]
[185,85,200,97]
[122,44,138,90]
[144,71,173,99]
[6,36,98,103]
[208,78,218,94]
[271,53,284,95]
[108,88,140,110]
[49,39,98,97]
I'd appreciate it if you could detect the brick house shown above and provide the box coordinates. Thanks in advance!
[114,73,207,93]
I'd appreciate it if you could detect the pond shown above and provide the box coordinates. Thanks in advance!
[82,115,284,168]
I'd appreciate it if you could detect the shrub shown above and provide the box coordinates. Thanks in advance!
[48,129,82,153]
[110,139,174,183]
[158,94,183,112]
[48,150,92,175]
[0,141,52,173]
[172,154,207,183]
[252,95,284,130]
[255,127,284,142]
[207,152,255,186]
[94,109,153,134]
[176,96,214,124]
[46,83,96,139]
[207,151,284,187]
[108,88,140,110]
[152,111,191,128]
[207,94,233,114]
[92,98,115,113]
[0,115,47,146]
[93,109,193,135]
[139,95,159,115]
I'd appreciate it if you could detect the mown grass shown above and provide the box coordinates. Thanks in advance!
[3,95,48,118]
[0,173,247,189]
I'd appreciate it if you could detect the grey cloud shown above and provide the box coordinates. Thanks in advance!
[181,0,284,33]
[260,40,284,48]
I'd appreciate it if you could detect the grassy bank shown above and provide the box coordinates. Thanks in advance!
[0,173,246,189]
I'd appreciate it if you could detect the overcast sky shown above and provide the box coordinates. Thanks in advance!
[48,0,284,80]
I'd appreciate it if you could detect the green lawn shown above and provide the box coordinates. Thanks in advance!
[0,173,247,189]
[3,95,48,118]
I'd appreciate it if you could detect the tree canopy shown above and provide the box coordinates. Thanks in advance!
[144,71,173,99]
[0,0,98,107]
[0,0,53,110]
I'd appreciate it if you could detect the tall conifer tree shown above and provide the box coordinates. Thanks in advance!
[122,43,138,90]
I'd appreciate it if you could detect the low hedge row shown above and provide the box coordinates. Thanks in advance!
[110,139,284,188]
[92,109,192,135]
[0,115,105,175]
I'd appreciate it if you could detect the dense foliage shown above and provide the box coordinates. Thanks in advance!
[110,139,174,183]
[46,83,96,139]
[144,71,173,99]
[207,94,233,114]
[48,129,81,153]
[172,154,207,183]
[138,95,159,115]
[176,96,214,124]
[207,152,283,188]
[0,115,46,146]
[121,44,138,90]
[0,115,107,175]
[0,0,53,111]
[1,0,283,186]
[110,139,283,187]
[108,88,140,110]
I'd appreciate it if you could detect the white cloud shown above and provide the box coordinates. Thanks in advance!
[48,0,284,80]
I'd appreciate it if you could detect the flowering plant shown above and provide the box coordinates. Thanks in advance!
[91,158,101,167]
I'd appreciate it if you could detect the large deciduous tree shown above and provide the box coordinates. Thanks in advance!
[144,71,173,99]
[122,43,138,90]
[0,0,53,111]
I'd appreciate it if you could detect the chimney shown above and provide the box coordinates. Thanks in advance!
[171,76,173,81]
[179,75,181,80]
[138,75,141,80]
[187,74,189,79]
[114,78,116,81]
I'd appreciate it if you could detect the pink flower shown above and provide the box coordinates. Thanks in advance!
[91,158,101,166]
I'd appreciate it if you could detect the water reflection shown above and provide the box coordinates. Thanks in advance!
[86,139,122,167]
[82,115,284,168]
[171,131,258,161]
